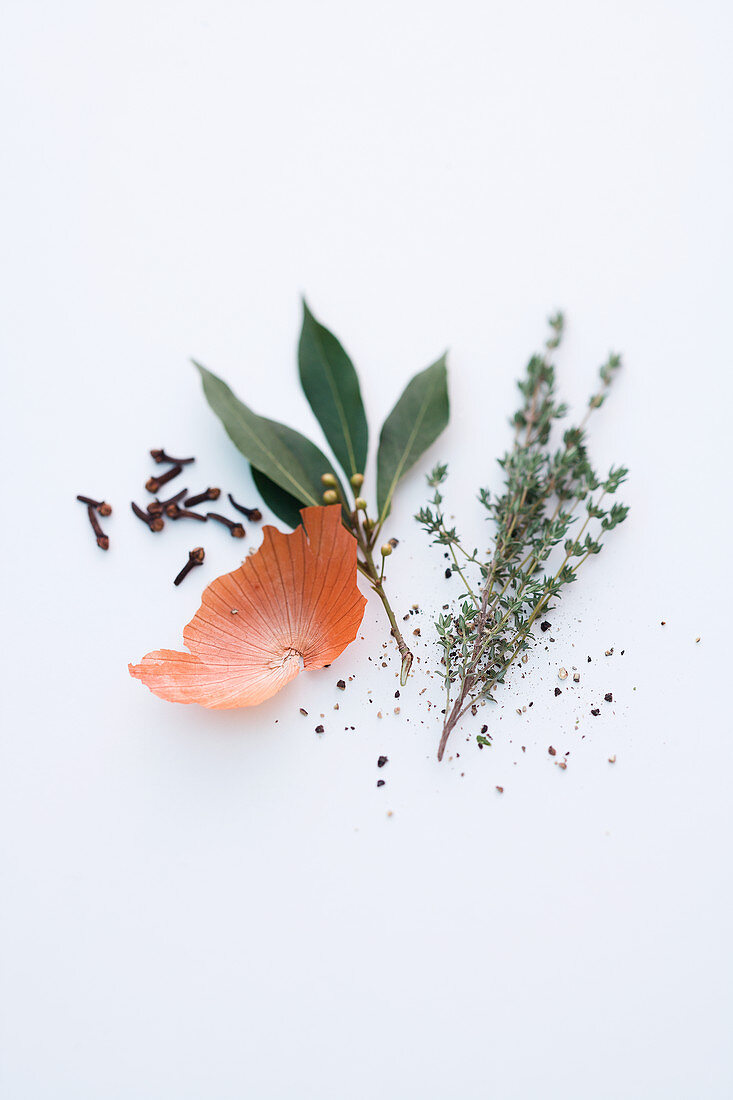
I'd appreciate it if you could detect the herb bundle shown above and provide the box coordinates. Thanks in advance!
[417,314,629,759]
[195,302,449,683]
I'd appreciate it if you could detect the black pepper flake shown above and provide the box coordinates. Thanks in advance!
[315,724,324,733]
[604,692,613,702]
[299,708,308,716]
[481,725,488,734]
[377,779,385,788]
[554,687,562,697]
[445,568,452,579]
[587,656,592,663]
[336,679,346,691]
[394,690,400,699]
[591,708,600,717]
[540,621,551,632]
[377,755,388,768]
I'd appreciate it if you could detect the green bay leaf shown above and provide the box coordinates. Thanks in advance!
[376,354,449,523]
[195,361,344,507]
[251,465,304,528]
[298,300,368,479]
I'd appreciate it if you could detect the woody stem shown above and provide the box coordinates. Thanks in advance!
[355,525,413,685]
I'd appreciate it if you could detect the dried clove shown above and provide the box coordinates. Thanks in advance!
[228,494,262,521]
[77,495,112,516]
[185,488,220,508]
[86,504,109,550]
[150,449,195,466]
[207,513,245,538]
[165,503,207,522]
[174,547,205,586]
[131,501,164,532]
[146,464,183,494]
[147,488,187,515]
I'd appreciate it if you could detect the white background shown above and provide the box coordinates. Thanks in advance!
[2,2,732,1097]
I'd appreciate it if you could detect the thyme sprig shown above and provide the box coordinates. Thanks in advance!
[416,314,629,760]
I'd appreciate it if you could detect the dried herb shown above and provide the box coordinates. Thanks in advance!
[166,504,208,522]
[227,494,262,521]
[77,495,112,516]
[150,449,195,465]
[132,501,164,532]
[173,547,205,586]
[86,504,109,550]
[416,313,629,759]
[195,299,449,683]
[148,488,187,515]
[146,464,184,494]
[185,488,220,507]
[206,512,245,537]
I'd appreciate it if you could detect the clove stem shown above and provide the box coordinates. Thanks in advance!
[86,505,109,550]
[150,449,195,465]
[207,513,245,538]
[228,494,262,521]
[77,495,112,516]
[173,547,205,586]
[146,465,183,494]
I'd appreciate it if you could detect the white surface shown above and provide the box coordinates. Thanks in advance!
[2,2,732,1097]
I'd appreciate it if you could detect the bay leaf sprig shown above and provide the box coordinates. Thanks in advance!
[195,300,449,684]
[416,313,629,759]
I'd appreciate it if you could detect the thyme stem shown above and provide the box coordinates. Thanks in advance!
[417,314,629,760]
[353,512,413,684]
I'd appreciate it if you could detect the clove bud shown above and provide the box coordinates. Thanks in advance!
[146,465,183,494]
[174,546,205,586]
[77,495,112,516]
[207,513,245,538]
[86,504,109,550]
[131,501,164,532]
[147,488,187,515]
[227,494,262,521]
[150,449,195,466]
[185,488,220,508]
[165,503,207,522]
